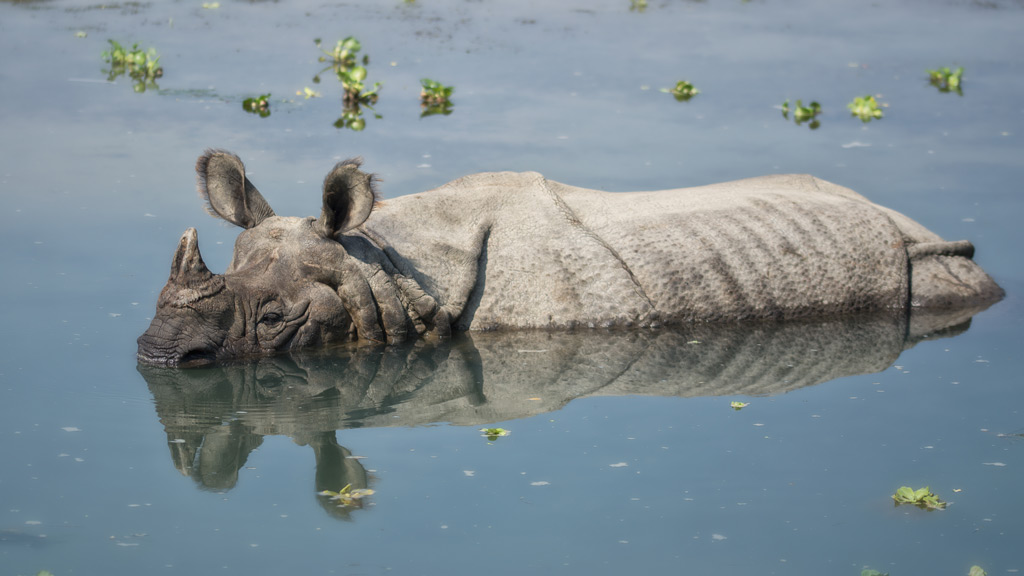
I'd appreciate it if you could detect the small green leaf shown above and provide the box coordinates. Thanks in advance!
[349,65,367,82]
[480,427,510,440]
[969,566,987,576]
[665,79,699,101]
[342,36,361,52]
[242,94,272,117]
[927,65,964,94]
[848,95,883,122]
[892,485,946,509]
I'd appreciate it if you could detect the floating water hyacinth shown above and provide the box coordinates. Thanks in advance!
[891,485,946,510]
[927,66,964,94]
[661,80,699,101]
[480,427,510,441]
[848,95,884,122]
[420,78,455,117]
[242,94,271,117]
[319,484,375,508]
[101,39,163,92]
[315,36,366,68]
[781,99,822,129]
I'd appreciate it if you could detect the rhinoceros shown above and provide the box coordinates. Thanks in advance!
[136,150,1004,366]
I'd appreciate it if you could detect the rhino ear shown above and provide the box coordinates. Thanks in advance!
[319,158,378,237]
[196,150,276,229]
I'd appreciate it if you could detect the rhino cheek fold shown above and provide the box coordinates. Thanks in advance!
[338,278,385,343]
[259,302,313,353]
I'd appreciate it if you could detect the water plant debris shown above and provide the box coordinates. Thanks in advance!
[891,486,946,510]
[313,36,382,129]
[661,80,699,101]
[848,95,884,122]
[480,427,510,441]
[319,484,375,508]
[781,99,821,129]
[242,94,271,117]
[420,78,455,117]
[101,39,163,93]
[927,66,964,95]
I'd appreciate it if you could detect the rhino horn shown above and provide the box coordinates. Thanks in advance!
[159,228,225,307]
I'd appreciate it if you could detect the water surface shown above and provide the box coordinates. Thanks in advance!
[1,1,1022,575]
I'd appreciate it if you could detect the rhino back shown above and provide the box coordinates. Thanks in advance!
[546,174,912,322]
[361,171,1004,330]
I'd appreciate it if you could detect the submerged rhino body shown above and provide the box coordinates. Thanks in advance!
[137,150,1003,366]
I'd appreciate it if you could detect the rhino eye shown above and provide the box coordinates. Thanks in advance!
[259,312,283,326]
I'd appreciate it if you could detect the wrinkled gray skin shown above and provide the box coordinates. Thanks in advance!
[137,150,1004,366]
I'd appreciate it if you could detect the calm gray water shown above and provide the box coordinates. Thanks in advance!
[1,1,1022,575]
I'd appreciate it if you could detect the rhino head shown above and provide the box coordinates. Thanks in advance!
[137,150,443,367]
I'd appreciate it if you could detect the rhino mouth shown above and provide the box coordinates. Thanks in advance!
[177,348,218,368]
[137,341,218,368]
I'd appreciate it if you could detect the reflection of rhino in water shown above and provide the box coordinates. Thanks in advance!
[140,311,980,517]
[137,150,1002,366]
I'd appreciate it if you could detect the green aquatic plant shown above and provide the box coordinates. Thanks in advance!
[101,39,163,92]
[339,65,381,107]
[730,401,749,410]
[661,80,699,101]
[891,485,946,510]
[420,78,455,117]
[480,427,510,441]
[319,484,375,508]
[848,95,883,122]
[927,66,964,95]
[781,99,822,129]
[315,36,368,68]
[969,566,987,576]
[242,94,271,117]
[312,36,381,110]
[630,0,648,12]
[333,104,381,132]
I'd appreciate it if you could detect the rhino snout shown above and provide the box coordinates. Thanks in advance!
[136,317,222,367]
